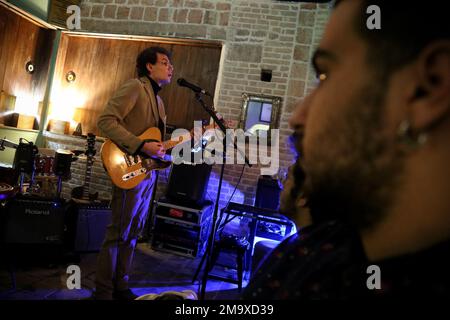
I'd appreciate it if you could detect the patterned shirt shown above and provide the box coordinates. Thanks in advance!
[244,220,450,299]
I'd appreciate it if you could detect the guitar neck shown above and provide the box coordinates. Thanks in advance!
[82,156,94,199]
[162,132,192,150]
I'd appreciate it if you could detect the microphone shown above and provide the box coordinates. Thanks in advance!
[177,78,211,96]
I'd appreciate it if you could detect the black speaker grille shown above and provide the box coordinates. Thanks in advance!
[3,198,65,244]
[166,162,212,206]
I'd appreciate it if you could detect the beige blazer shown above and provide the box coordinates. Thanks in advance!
[97,76,166,155]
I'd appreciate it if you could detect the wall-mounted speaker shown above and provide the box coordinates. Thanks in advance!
[261,69,272,82]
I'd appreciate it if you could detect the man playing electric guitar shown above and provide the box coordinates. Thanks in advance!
[95,47,172,300]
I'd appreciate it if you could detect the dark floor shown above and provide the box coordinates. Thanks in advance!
[0,242,246,300]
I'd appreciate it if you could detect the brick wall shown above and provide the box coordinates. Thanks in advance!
[60,0,332,208]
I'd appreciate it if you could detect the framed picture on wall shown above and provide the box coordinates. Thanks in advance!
[239,93,282,145]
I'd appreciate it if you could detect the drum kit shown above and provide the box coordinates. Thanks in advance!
[0,137,79,201]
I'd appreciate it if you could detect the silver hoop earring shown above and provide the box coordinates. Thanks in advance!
[397,120,428,148]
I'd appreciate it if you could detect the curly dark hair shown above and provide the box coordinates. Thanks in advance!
[136,46,172,77]
[336,0,450,80]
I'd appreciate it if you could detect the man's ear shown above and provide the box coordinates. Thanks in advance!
[146,62,153,75]
[410,41,450,132]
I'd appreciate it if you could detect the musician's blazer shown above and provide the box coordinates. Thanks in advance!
[97,76,167,155]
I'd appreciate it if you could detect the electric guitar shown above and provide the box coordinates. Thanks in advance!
[101,127,193,190]
[71,133,99,201]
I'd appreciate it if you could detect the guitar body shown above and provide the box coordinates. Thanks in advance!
[101,127,176,190]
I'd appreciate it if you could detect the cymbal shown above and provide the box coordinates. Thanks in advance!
[0,182,17,200]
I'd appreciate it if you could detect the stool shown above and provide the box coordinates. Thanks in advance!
[208,233,250,292]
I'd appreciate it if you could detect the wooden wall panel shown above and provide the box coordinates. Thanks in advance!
[0,6,10,92]
[4,17,37,96]
[0,4,55,126]
[0,5,21,96]
[163,45,221,129]
[52,34,222,137]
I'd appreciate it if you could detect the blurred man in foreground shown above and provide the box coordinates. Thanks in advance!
[245,0,450,299]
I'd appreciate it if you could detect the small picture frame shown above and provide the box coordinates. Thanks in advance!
[239,93,282,145]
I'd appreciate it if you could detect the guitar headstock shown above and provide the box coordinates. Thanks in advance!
[85,133,97,157]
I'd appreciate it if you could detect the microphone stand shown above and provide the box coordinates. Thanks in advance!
[191,93,251,300]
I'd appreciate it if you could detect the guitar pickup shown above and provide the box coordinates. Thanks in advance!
[122,167,147,181]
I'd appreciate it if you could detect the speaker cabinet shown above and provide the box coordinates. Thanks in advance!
[166,162,212,206]
[65,200,112,252]
[2,197,65,245]
[255,176,282,210]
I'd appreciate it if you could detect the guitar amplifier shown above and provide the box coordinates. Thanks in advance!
[65,200,112,252]
[166,161,212,207]
[255,176,282,210]
[2,197,65,245]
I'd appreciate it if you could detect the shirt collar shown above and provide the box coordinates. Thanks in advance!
[146,75,161,96]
